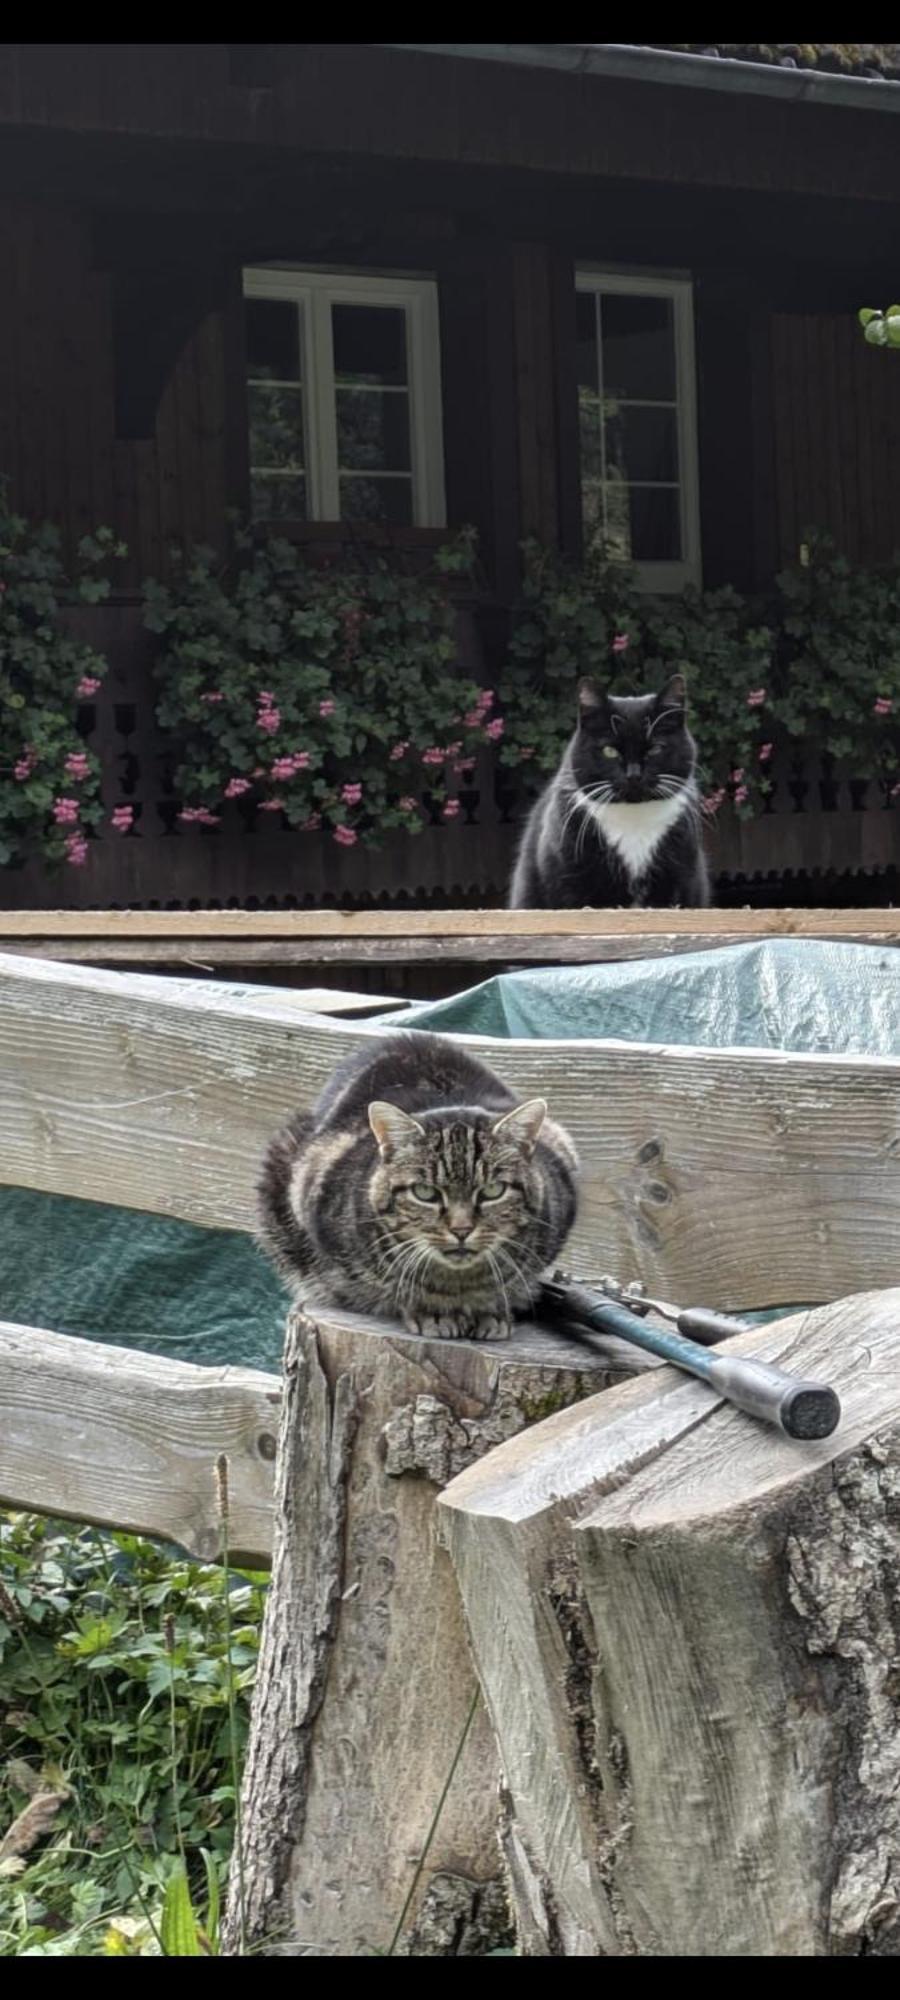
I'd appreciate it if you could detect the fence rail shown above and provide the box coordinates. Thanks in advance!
[0,1320,279,1566]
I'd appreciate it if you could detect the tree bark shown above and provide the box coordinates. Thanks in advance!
[223,1303,647,1956]
[439,1290,900,1957]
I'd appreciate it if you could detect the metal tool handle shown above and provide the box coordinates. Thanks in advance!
[539,1279,841,1442]
[706,1354,840,1441]
[675,1305,753,1346]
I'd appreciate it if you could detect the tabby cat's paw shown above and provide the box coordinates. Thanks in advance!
[402,1310,511,1343]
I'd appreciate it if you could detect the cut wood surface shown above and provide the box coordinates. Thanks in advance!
[439,1288,900,1956]
[2,949,900,1307]
[0,1320,280,1565]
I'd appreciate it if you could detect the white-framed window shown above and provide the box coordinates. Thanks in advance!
[575,270,701,592]
[243,267,446,529]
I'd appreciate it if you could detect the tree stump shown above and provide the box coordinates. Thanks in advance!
[438,1290,900,1957]
[222,1303,651,1957]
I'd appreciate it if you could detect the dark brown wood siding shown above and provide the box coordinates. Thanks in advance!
[768,312,900,567]
[0,200,230,585]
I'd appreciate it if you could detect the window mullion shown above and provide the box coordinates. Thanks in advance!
[311,290,340,520]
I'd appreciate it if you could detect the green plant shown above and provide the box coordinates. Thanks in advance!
[0,491,124,868]
[499,541,775,816]
[0,1511,266,1957]
[859,304,900,350]
[774,532,900,790]
[144,525,494,846]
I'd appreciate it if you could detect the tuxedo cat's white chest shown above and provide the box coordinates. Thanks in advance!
[576,789,690,881]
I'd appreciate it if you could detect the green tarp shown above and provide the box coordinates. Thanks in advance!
[396,939,900,1054]
[0,1185,287,1374]
[3,941,895,1366]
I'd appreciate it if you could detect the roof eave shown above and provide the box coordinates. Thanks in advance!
[381,43,900,115]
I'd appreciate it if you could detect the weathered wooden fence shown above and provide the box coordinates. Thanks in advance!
[2,942,900,1953]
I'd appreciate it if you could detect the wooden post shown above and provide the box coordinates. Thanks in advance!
[222,1305,653,1958]
[438,1291,900,1957]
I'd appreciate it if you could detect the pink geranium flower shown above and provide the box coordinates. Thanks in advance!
[334,824,357,847]
[612,634,629,655]
[13,754,34,781]
[399,796,419,813]
[301,812,322,831]
[200,690,224,705]
[76,675,101,698]
[874,696,893,717]
[271,757,299,782]
[746,688,766,708]
[341,782,363,805]
[734,784,749,805]
[319,698,336,718]
[65,751,90,781]
[442,798,461,819]
[53,797,80,824]
[485,717,504,742]
[257,706,281,735]
[110,805,134,833]
[422,747,446,767]
[65,832,89,866]
[390,741,409,760]
[758,742,773,763]
[224,777,252,798]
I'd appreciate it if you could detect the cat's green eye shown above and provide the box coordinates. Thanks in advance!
[410,1182,439,1203]
[480,1181,508,1202]
[602,744,618,760]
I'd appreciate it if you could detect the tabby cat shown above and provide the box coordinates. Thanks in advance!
[257,1032,579,1341]
[509,673,710,909]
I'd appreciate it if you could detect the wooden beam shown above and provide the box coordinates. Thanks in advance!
[438,1287,900,1955]
[2,949,900,1309]
[0,1319,279,1565]
[2,907,900,946]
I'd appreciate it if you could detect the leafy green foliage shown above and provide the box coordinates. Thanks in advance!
[501,536,900,817]
[775,532,900,786]
[859,305,900,350]
[143,526,492,846]
[500,541,774,817]
[0,490,124,869]
[0,1511,265,1957]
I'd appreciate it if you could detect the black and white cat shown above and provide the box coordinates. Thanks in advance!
[509,673,710,909]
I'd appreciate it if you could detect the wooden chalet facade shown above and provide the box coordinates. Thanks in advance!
[4,41,900,909]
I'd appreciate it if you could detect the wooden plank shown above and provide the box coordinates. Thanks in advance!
[2,949,900,1308]
[0,1319,279,1565]
[6,926,900,969]
[4,907,900,942]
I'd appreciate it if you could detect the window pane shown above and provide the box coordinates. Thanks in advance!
[583,479,632,565]
[601,294,676,402]
[336,388,410,472]
[248,383,304,472]
[575,290,598,389]
[625,486,681,563]
[332,303,408,385]
[246,299,301,381]
[605,405,679,484]
[251,474,307,521]
[340,476,413,526]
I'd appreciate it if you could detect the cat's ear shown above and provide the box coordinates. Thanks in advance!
[492,1097,547,1157]
[658,673,686,710]
[577,678,604,716]
[368,1101,425,1157]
